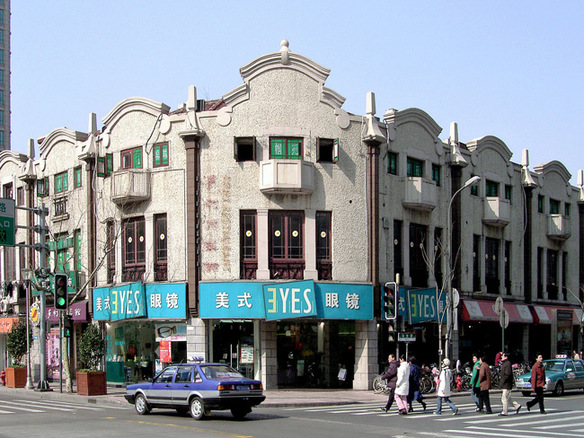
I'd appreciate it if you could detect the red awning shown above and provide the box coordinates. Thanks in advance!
[462,299,533,323]
[531,305,582,325]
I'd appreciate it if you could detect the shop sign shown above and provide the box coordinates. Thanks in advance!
[404,288,446,324]
[92,282,186,321]
[155,323,187,342]
[46,300,88,322]
[199,281,373,320]
[160,340,172,363]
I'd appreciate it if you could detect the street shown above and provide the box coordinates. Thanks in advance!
[1,391,583,437]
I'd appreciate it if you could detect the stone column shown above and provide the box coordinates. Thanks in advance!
[353,320,378,390]
[186,317,207,360]
[260,320,278,389]
[257,209,270,280]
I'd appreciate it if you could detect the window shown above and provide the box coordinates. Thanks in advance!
[537,247,544,299]
[409,223,428,287]
[106,221,115,283]
[504,184,512,201]
[53,197,67,217]
[473,235,481,292]
[234,137,256,162]
[537,195,544,213]
[316,211,332,280]
[17,187,24,206]
[98,153,114,177]
[562,251,568,301]
[316,138,339,163]
[121,147,143,169]
[0,110,4,125]
[431,164,441,186]
[2,182,12,199]
[175,366,193,384]
[37,177,49,197]
[565,203,571,217]
[504,241,511,295]
[154,214,167,281]
[153,143,169,167]
[407,157,423,177]
[486,180,499,197]
[547,249,559,300]
[388,152,398,175]
[0,131,3,147]
[74,229,82,271]
[0,90,3,105]
[0,29,3,44]
[269,211,304,279]
[55,171,68,193]
[55,233,70,271]
[549,199,560,215]
[0,69,3,85]
[0,49,3,65]
[485,238,499,294]
[122,217,146,282]
[394,220,403,281]
[240,210,257,280]
[74,166,82,188]
[269,137,302,159]
[434,228,443,289]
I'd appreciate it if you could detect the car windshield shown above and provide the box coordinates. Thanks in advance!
[201,365,245,381]
[544,360,564,372]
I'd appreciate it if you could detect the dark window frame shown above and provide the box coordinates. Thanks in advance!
[121,147,143,169]
[153,142,169,168]
[268,210,305,279]
[316,211,332,280]
[316,138,339,163]
[406,157,423,178]
[388,152,398,175]
[154,214,167,281]
[234,137,256,162]
[122,217,146,282]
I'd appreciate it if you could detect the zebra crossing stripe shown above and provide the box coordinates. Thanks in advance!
[0,401,46,413]
[14,399,109,411]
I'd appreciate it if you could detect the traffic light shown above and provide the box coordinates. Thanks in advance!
[382,282,398,320]
[63,315,73,337]
[54,273,68,310]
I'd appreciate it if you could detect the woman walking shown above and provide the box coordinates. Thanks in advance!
[433,358,458,415]
[395,355,410,415]
[469,354,481,412]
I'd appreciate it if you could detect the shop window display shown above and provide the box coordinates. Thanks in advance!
[211,321,255,379]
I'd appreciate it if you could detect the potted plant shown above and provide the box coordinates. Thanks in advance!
[76,323,107,395]
[6,317,31,388]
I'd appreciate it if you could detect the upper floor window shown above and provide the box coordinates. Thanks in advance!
[2,182,12,199]
[269,210,305,280]
[55,171,68,193]
[154,214,167,281]
[153,143,169,167]
[17,187,24,206]
[74,166,82,188]
[97,153,113,177]
[37,177,49,197]
[122,217,146,282]
[240,210,257,280]
[431,164,441,186]
[470,183,478,196]
[406,157,423,177]
[0,69,3,85]
[565,203,571,217]
[504,184,512,201]
[316,211,332,280]
[53,197,68,217]
[121,147,143,169]
[234,137,256,162]
[537,195,544,213]
[0,130,3,147]
[316,138,339,163]
[388,152,398,175]
[549,199,560,215]
[270,137,302,159]
[486,180,498,197]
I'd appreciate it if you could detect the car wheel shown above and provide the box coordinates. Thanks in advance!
[521,391,531,397]
[135,394,150,415]
[553,381,564,397]
[190,397,206,420]
[231,406,250,419]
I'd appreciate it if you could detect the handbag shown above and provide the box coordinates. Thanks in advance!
[338,368,347,381]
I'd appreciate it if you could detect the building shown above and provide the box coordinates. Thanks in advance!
[0,0,9,151]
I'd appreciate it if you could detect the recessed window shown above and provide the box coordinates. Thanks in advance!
[97,154,113,177]
[406,157,423,177]
[2,182,12,199]
[74,166,82,188]
[55,171,68,194]
[549,199,560,215]
[504,184,512,201]
[431,164,441,186]
[17,187,24,206]
[388,152,398,175]
[234,137,256,162]
[486,180,498,197]
[37,177,49,197]
[270,137,302,159]
[537,195,544,213]
[470,184,478,196]
[153,143,169,167]
[121,147,143,169]
[565,203,571,217]
[316,138,339,163]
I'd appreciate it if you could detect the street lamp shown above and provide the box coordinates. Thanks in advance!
[445,175,481,360]
[20,268,35,390]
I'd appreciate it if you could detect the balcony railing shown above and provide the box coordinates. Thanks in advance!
[259,159,314,194]
[547,214,571,240]
[402,177,437,211]
[111,169,151,205]
[483,197,511,227]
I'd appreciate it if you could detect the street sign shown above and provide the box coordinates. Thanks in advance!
[500,309,509,328]
[0,198,15,247]
[494,296,504,315]
[398,332,416,343]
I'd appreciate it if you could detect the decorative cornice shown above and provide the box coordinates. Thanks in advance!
[383,107,442,139]
[102,97,170,132]
[465,135,513,161]
[38,128,88,158]
[533,160,572,183]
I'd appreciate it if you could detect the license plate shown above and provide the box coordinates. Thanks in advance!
[236,385,250,390]
[523,382,531,389]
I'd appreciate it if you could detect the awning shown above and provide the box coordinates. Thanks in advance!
[531,305,582,325]
[462,299,534,323]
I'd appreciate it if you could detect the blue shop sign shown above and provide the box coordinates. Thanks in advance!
[93,283,186,321]
[199,281,373,320]
[403,287,446,324]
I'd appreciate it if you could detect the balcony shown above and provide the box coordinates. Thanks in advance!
[547,214,571,240]
[402,177,437,211]
[111,169,151,205]
[259,159,314,195]
[482,197,511,227]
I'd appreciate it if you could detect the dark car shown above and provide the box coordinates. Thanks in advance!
[515,358,584,396]
[125,362,265,420]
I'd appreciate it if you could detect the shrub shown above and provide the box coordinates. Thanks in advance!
[6,317,32,367]
[78,323,105,371]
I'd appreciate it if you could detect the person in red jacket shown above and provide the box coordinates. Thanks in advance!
[526,353,546,414]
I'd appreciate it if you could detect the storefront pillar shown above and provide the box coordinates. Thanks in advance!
[353,320,378,390]
[257,209,270,280]
[187,317,207,360]
[260,320,278,389]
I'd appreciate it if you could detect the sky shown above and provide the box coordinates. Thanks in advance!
[9,1,584,183]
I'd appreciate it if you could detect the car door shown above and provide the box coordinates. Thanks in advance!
[574,360,584,389]
[147,366,177,406]
[171,365,195,407]
[563,360,576,390]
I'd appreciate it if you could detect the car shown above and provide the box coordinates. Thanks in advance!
[125,361,265,420]
[515,358,584,397]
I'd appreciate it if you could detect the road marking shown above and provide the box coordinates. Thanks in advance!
[123,419,254,437]
[540,420,584,429]
[13,399,108,411]
[0,401,47,413]
[467,425,576,437]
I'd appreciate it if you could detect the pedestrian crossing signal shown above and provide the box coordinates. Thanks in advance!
[382,282,397,321]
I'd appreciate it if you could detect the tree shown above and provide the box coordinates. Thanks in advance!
[78,323,105,371]
[6,317,32,367]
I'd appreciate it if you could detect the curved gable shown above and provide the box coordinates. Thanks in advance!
[38,128,88,158]
[466,135,513,162]
[0,150,27,172]
[102,97,170,132]
[384,107,442,139]
[533,160,571,183]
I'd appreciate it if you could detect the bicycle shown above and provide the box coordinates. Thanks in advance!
[372,374,389,394]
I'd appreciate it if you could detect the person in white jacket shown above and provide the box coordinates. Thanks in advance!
[433,358,459,415]
[394,355,410,415]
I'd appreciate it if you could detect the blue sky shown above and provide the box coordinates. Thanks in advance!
[10,1,584,183]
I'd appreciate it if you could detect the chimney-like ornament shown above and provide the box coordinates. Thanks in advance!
[578,169,584,203]
[362,92,386,144]
[19,139,37,183]
[449,122,468,167]
[521,149,537,188]
[280,40,290,65]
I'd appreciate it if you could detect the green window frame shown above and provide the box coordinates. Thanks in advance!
[153,143,169,167]
[504,184,512,201]
[74,229,82,270]
[0,69,3,85]
[565,203,571,217]
[55,171,68,194]
[121,147,143,169]
[486,180,499,197]
[549,199,560,215]
[470,184,478,196]
[269,137,302,159]
[37,177,49,197]
[431,164,441,186]
[74,166,82,188]
[537,195,544,213]
[406,157,423,177]
[388,152,398,175]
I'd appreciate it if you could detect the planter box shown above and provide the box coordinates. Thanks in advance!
[6,367,27,388]
[76,371,107,396]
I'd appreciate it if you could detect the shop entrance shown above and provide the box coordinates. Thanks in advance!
[210,321,255,379]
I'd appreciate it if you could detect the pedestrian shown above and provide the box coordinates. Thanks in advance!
[494,351,502,367]
[573,350,580,360]
[433,358,458,415]
[379,353,399,413]
[478,355,493,414]
[498,351,521,416]
[469,353,481,412]
[526,353,546,414]
[407,356,426,412]
[395,355,410,415]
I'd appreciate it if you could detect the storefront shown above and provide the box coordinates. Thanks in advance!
[0,317,19,369]
[92,282,187,383]
[531,305,583,358]
[200,280,373,388]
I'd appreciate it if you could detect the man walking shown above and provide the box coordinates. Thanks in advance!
[526,353,546,414]
[380,353,399,413]
[407,356,426,412]
[499,351,521,416]
[478,355,493,414]
[469,353,481,412]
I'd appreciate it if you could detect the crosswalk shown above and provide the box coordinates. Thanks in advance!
[286,401,584,436]
[0,398,127,415]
